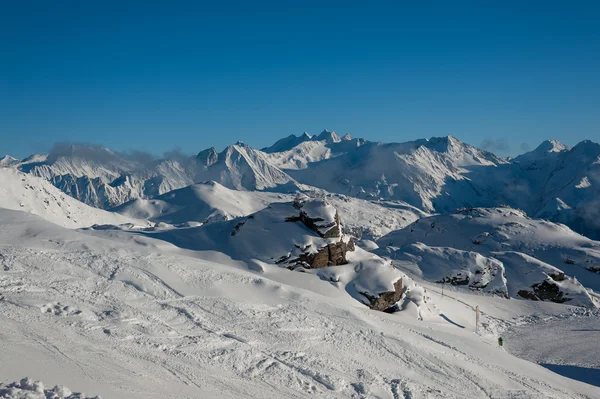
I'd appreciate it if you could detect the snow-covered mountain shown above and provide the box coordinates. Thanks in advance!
[113,183,426,239]
[112,181,293,225]
[471,139,600,239]
[7,143,298,209]
[193,143,298,190]
[13,144,196,209]
[0,155,18,167]
[287,135,506,210]
[4,131,600,240]
[513,139,571,163]
[0,168,146,228]
[376,207,600,307]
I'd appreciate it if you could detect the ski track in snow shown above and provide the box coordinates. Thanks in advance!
[0,211,599,398]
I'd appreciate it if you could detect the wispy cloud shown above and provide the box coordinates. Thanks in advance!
[480,138,509,154]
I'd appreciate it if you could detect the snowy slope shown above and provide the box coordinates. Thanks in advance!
[1,208,599,398]
[376,207,600,307]
[262,130,369,170]
[0,168,146,228]
[142,198,430,313]
[113,183,426,240]
[193,143,298,191]
[513,140,571,163]
[0,155,18,167]
[287,135,506,211]
[470,139,600,240]
[112,181,293,225]
[309,192,429,240]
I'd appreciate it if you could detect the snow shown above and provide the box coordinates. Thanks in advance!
[112,181,293,225]
[8,133,600,240]
[114,185,424,240]
[3,132,600,398]
[576,176,591,189]
[0,156,18,167]
[1,208,599,398]
[0,168,146,228]
[376,207,600,307]
[514,140,570,163]
[0,377,100,398]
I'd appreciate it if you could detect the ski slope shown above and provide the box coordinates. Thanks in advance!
[1,208,599,398]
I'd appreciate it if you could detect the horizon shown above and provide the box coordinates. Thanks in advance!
[3,1,599,158]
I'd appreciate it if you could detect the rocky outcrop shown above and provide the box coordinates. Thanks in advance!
[287,197,341,238]
[360,279,404,312]
[436,274,470,286]
[518,280,570,303]
[284,238,355,269]
[282,198,356,269]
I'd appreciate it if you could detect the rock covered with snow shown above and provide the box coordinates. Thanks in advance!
[0,378,100,399]
[290,195,341,238]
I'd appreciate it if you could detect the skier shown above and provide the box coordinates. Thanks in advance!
[498,337,503,347]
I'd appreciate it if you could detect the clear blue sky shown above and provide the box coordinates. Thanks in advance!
[1,0,599,158]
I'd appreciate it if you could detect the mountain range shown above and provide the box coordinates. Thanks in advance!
[3,131,599,239]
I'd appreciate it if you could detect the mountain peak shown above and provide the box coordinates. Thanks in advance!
[342,133,353,141]
[316,129,341,143]
[0,155,18,167]
[514,139,570,163]
[538,139,569,153]
[571,139,600,157]
[196,147,219,167]
[261,132,314,153]
[419,135,465,153]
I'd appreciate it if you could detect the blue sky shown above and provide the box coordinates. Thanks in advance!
[1,1,599,158]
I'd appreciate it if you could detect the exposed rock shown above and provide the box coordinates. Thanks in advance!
[436,274,470,286]
[518,280,570,303]
[283,199,355,269]
[549,272,566,281]
[517,289,539,301]
[360,279,404,312]
[287,238,355,269]
[231,215,253,236]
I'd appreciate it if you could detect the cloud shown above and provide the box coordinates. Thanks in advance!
[163,147,192,163]
[46,142,193,168]
[47,142,121,164]
[480,138,509,153]
[520,142,531,153]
